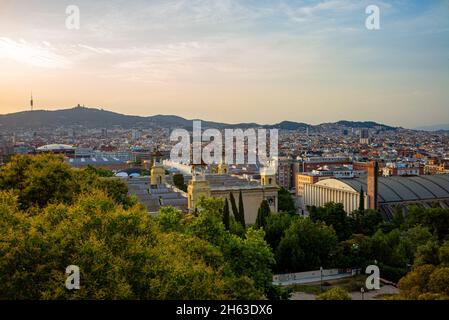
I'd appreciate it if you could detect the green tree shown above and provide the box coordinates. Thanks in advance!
[396,225,434,265]
[223,199,230,230]
[414,240,441,267]
[0,191,246,299]
[278,187,296,215]
[439,241,449,266]
[229,192,239,220]
[397,264,434,299]
[424,208,449,241]
[0,154,135,210]
[316,287,352,300]
[360,210,384,235]
[404,205,427,228]
[0,158,279,300]
[350,209,383,236]
[264,212,293,251]
[428,267,449,296]
[358,187,365,212]
[85,165,114,177]
[229,216,245,238]
[398,265,449,300]
[230,192,245,229]
[255,200,271,229]
[158,206,183,232]
[392,206,405,228]
[224,227,276,295]
[310,202,352,241]
[186,198,276,298]
[0,154,79,209]
[93,177,137,208]
[276,217,338,272]
[238,190,246,227]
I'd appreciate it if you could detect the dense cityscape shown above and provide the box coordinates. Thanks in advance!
[1,0,449,315]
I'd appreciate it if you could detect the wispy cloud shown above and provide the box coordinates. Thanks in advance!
[0,37,70,69]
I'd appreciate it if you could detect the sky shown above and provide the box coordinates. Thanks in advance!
[0,0,448,128]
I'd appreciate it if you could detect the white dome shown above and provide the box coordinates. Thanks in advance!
[37,144,75,151]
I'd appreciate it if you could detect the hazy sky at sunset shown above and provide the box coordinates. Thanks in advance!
[0,0,448,128]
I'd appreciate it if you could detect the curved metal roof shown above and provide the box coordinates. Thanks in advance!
[337,174,449,203]
[37,144,74,151]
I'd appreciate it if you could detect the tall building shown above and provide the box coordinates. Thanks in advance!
[276,157,294,190]
[131,129,142,140]
[367,161,378,210]
[360,128,370,144]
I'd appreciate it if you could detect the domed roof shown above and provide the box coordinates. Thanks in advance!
[37,144,75,151]
[318,174,449,203]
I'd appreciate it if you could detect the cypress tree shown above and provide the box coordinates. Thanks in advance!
[238,190,246,228]
[223,199,230,230]
[359,187,365,212]
[229,192,239,220]
[255,200,271,229]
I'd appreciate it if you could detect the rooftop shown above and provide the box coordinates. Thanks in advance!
[336,174,449,203]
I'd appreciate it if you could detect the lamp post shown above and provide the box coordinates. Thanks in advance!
[320,266,323,292]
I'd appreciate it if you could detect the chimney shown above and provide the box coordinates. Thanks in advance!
[367,161,379,210]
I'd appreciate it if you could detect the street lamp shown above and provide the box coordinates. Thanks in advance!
[320,266,323,292]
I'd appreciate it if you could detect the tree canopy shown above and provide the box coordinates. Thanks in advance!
[0,155,283,300]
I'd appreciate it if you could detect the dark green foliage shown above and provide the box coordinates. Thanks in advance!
[392,206,405,228]
[85,165,114,177]
[310,202,353,241]
[0,154,135,210]
[229,192,239,219]
[278,187,296,215]
[358,187,365,212]
[405,206,449,241]
[238,190,246,226]
[275,217,338,272]
[264,212,293,250]
[230,192,245,229]
[350,209,383,236]
[0,155,281,300]
[223,199,230,230]
[255,200,271,229]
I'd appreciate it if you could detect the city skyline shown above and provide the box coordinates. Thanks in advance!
[0,0,448,128]
[0,103,428,130]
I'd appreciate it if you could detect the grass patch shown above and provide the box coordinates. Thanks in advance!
[373,294,398,300]
[286,284,323,295]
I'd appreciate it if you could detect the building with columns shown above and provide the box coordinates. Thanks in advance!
[304,179,367,213]
[303,174,449,221]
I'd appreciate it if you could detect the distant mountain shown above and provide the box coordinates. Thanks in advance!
[0,106,398,132]
[415,124,449,132]
[272,121,309,130]
[0,107,146,130]
[322,120,396,131]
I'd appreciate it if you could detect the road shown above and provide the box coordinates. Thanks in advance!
[290,285,399,300]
